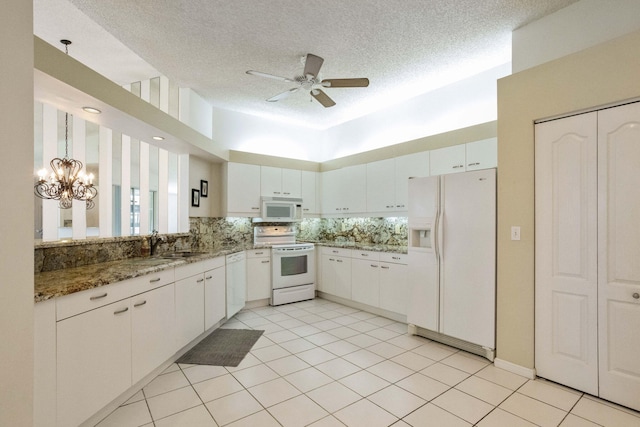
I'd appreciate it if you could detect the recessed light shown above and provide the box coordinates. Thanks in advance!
[82,106,101,114]
[152,136,165,141]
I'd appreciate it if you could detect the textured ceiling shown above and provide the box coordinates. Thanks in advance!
[34,0,580,129]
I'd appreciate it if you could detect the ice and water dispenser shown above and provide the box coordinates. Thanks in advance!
[409,226,432,250]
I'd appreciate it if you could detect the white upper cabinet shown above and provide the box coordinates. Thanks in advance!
[322,165,366,215]
[429,144,466,175]
[301,170,319,215]
[395,152,430,211]
[466,138,497,171]
[430,139,497,176]
[261,166,301,198]
[366,159,396,213]
[225,162,261,215]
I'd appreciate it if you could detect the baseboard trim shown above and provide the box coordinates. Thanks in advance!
[494,358,536,379]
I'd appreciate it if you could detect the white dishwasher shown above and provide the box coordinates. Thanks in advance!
[225,251,246,319]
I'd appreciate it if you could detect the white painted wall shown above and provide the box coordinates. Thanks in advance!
[0,0,34,424]
[189,155,214,217]
[212,107,324,161]
[211,64,509,162]
[513,0,640,73]
[179,87,213,139]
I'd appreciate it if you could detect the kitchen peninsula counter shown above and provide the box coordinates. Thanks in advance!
[34,244,251,303]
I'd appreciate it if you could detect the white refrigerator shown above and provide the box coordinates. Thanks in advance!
[407,169,496,350]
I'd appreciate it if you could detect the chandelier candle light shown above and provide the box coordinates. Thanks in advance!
[34,40,97,209]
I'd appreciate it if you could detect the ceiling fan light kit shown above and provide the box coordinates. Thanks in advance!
[247,53,369,108]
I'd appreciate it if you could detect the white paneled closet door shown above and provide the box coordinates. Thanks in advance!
[597,102,640,411]
[535,112,599,395]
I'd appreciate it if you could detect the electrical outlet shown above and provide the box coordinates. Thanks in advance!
[511,226,521,241]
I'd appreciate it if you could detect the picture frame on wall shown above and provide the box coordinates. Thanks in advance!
[191,189,200,207]
[200,180,208,197]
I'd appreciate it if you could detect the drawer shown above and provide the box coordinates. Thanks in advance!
[57,279,132,321]
[175,260,206,281]
[379,252,408,264]
[130,268,175,295]
[198,256,226,271]
[322,247,352,257]
[247,249,270,259]
[351,250,380,261]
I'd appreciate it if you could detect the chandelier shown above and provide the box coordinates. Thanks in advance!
[34,40,97,209]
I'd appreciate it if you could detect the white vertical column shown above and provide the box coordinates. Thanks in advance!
[178,154,190,233]
[158,148,169,233]
[72,117,87,240]
[99,126,113,237]
[41,104,58,242]
[120,135,131,236]
[139,141,150,235]
[140,79,151,103]
[159,76,170,114]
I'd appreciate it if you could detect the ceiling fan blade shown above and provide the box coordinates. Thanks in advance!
[310,89,336,108]
[303,54,324,78]
[267,87,299,102]
[321,78,369,88]
[246,70,294,83]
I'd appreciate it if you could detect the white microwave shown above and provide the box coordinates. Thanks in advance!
[259,197,303,222]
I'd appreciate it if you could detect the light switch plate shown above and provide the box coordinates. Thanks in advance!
[511,226,521,241]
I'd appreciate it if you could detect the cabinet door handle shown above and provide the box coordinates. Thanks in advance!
[255,251,264,255]
[197,278,204,283]
[114,307,129,315]
[468,162,480,166]
[252,207,260,210]
[329,258,335,261]
[90,293,108,301]
[261,260,270,264]
[453,164,464,169]
[134,300,147,308]
[370,264,378,268]
[283,192,290,195]
[633,293,639,299]
[361,253,368,257]
[205,275,213,280]
[149,278,161,283]
[381,266,390,269]
[337,259,343,263]
[274,191,281,194]
[392,256,400,260]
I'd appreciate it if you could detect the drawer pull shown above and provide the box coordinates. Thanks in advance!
[134,301,147,308]
[370,264,378,268]
[149,278,161,283]
[205,275,213,280]
[197,278,204,283]
[332,250,339,253]
[89,293,108,301]
[252,207,260,210]
[337,259,343,263]
[361,253,368,257]
[392,256,400,260]
[381,266,390,269]
[114,307,129,315]
[255,251,264,255]
[261,260,270,264]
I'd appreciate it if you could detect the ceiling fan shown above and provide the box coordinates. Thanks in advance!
[246,53,369,108]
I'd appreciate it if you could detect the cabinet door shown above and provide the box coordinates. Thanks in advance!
[57,300,132,427]
[366,159,396,213]
[34,300,56,427]
[344,164,367,214]
[395,152,430,211]
[320,254,335,294]
[466,138,497,170]
[226,163,261,215]
[351,258,380,307]
[261,166,282,196]
[597,103,640,411]
[321,169,342,214]
[301,170,318,215]
[379,262,408,315]
[247,256,271,301]
[175,274,205,349]
[205,266,226,330]
[429,145,466,175]
[282,168,302,198]
[535,112,598,395]
[131,283,175,384]
[334,256,352,299]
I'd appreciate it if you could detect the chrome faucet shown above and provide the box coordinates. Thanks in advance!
[150,230,165,256]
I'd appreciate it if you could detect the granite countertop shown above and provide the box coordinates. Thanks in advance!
[34,244,251,303]
[305,240,408,254]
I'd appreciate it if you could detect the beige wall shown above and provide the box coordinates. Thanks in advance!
[497,29,640,368]
[0,0,34,424]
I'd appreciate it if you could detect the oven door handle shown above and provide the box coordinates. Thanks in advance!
[273,247,314,255]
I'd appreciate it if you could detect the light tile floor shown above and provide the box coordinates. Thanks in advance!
[95,298,640,427]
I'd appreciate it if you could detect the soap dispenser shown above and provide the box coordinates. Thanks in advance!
[141,236,151,257]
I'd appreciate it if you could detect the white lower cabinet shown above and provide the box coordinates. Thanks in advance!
[175,273,205,349]
[131,283,175,384]
[204,260,226,330]
[379,253,408,315]
[57,299,132,427]
[321,247,352,299]
[351,251,380,307]
[246,249,271,302]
